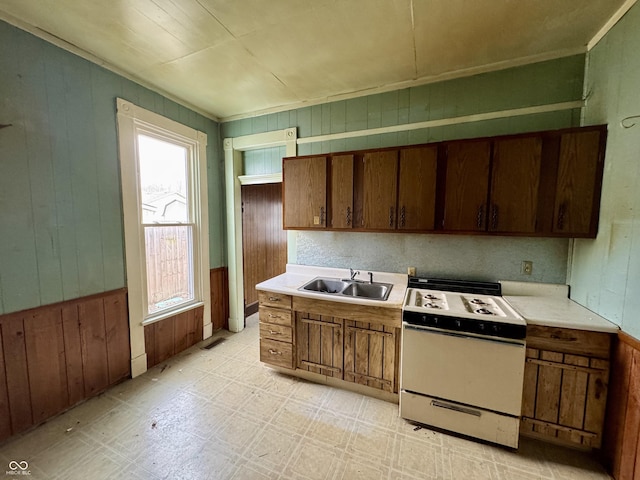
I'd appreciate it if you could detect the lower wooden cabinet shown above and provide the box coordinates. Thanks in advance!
[258,292,401,395]
[344,321,397,393]
[520,325,612,449]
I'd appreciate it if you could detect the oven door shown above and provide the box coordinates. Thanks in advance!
[401,323,525,416]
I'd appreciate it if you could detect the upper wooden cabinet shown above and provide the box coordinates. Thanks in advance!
[489,136,542,234]
[281,125,607,238]
[282,156,327,229]
[443,140,491,232]
[330,154,354,229]
[360,151,399,230]
[553,130,604,237]
[398,146,438,231]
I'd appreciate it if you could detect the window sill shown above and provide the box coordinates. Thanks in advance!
[142,301,204,327]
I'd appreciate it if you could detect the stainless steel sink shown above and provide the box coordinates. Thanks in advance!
[300,277,351,294]
[298,276,392,301]
[341,282,392,301]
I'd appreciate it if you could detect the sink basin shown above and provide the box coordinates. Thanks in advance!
[300,277,351,294]
[298,276,392,301]
[341,282,392,301]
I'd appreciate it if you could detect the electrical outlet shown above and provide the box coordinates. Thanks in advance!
[408,266,416,276]
[522,261,533,275]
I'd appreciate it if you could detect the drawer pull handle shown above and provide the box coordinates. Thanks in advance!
[268,349,282,355]
[431,399,481,417]
[268,297,280,302]
[268,330,280,335]
[268,314,281,319]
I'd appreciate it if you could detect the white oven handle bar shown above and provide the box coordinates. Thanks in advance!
[430,399,482,417]
[402,322,525,347]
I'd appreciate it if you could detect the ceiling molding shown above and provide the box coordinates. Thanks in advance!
[0,11,221,123]
[588,0,638,50]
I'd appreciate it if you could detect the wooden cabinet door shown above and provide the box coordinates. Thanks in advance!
[330,154,354,229]
[361,151,398,230]
[343,321,398,393]
[553,130,602,236]
[296,312,343,378]
[489,136,542,233]
[283,156,327,229]
[443,141,491,231]
[398,146,437,231]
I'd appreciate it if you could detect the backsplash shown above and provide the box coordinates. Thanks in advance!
[295,231,569,284]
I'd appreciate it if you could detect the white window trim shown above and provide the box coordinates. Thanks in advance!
[117,98,211,377]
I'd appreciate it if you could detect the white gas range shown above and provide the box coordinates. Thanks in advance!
[400,277,527,449]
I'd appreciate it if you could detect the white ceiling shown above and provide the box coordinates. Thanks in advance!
[0,0,633,121]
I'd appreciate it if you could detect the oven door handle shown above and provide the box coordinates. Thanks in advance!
[431,399,482,417]
[403,322,525,347]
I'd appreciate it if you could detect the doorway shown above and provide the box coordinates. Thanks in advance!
[241,183,287,319]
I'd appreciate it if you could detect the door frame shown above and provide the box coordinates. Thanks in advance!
[224,128,297,333]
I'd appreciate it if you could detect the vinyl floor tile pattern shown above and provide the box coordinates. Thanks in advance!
[0,314,611,479]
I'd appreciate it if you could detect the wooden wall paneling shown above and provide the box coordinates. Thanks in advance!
[174,310,190,354]
[0,326,12,441]
[534,350,563,438]
[103,292,130,384]
[61,303,85,405]
[557,354,589,445]
[154,316,176,365]
[1,316,33,434]
[144,323,157,369]
[605,337,633,479]
[619,349,640,479]
[210,267,229,331]
[24,310,68,424]
[78,299,110,396]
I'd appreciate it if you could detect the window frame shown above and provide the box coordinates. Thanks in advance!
[117,98,210,376]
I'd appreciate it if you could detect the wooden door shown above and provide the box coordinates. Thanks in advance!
[296,312,343,378]
[443,140,491,231]
[489,136,542,233]
[242,183,287,315]
[553,130,602,236]
[283,156,327,228]
[361,151,398,230]
[330,154,354,229]
[398,146,437,231]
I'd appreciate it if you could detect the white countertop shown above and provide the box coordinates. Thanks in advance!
[500,281,619,334]
[256,264,408,308]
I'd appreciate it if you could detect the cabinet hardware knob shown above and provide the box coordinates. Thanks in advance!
[268,349,282,355]
[477,205,484,229]
[491,205,498,230]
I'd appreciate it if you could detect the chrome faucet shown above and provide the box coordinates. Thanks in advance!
[368,272,373,283]
[350,268,360,280]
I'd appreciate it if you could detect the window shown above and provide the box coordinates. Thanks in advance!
[117,99,210,339]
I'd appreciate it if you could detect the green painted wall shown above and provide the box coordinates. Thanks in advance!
[221,55,586,283]
[571,3,640,337]
[0,21,224,315]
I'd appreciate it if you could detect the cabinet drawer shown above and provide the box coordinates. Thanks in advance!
[260,322,293,343]
[258,291,292,309]
[259,306,292,326]
[260,338,294,369]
